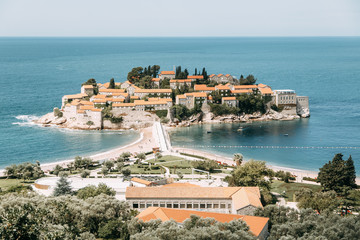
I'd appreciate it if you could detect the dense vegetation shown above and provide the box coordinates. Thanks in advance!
[170,104,202,121]
[239,74,256,85]
[127,65,160,88]
[210,93,266,116]
[4,162,44,181]
[255,205,360,240]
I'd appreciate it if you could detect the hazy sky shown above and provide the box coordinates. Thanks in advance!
[0,0,359,37]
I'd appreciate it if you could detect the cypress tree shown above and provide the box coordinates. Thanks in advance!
[148,65,151,76]
[184,68,189,78]
[109,78,115,89]
[195,68,197,75]
[345,155,356,188]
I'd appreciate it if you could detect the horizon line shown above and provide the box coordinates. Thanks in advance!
[0,35,360,38]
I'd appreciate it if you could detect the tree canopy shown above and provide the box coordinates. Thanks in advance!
[318,153,356,194]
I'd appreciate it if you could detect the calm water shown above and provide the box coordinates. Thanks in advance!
[1,37,360,171]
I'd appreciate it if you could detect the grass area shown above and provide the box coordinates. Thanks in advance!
[147,155,184,164]
[271,180,322,201]
[124,164,164,174]
[0,178,35,191]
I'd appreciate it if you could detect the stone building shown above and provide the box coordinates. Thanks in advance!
[169,79,192,89]
[222,96,238,107]
[152,78,160,88]
[134,89,172,98]
[80,85,94,96]
[159,71,175,80]
[194,84,215,94]
[125,186,263,215]
[137,207,269,240]
[209,74,236,84]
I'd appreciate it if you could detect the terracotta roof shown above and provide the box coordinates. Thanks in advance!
[92,94,107,99]
[148,98,172,102]
[93,99,107,103]
[64,93,87,99]
[99,89,125,93]
[257,84,268,88]
[112,93,129,97]
[130,96,139,99]
[194,85,215,91]
[126,186,241,199]
[77,110,85,114]
[134,100,168,106]
[215,85,231,90]
[187,75,204,79]
[231,89,253,94]
[225,74,231,77]
[170,79,192,83]
[79,105,102,112]
[217,74,223,77]
[71,99,81,106]
[177,95,186,99]
[185,92,207,98]
[110,98,125,103]
[222,97,236,101]
[82,85,94,89]
[136,207,269,237]
[209,74,215,78]
[160,71,175,75]
[234,85,258,89]
[79,101,94,106]
[113,103,136,107]
[259,87,273,95]
[131,177,152,186]
[134,89,172,93]
[162,183,200,188]
[152,78,160,82]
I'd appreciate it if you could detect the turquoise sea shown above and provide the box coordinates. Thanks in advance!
[0,37,359,173]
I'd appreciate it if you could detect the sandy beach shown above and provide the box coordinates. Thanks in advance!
[1,123,359,185]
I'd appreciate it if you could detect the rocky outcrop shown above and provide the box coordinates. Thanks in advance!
[297,107,310,118]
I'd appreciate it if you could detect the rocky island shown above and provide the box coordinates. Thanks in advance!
[36,65,310,130]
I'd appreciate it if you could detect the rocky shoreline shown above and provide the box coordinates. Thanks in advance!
[36,107,309,130]
[169,109,310,127]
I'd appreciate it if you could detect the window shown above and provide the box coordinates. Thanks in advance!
[133,203,139,208]
[160,202,165,207]
[220,203,226,209]
[153,203,159,207]
[146,203,152,208]
[213,204,219,208]
[180,204,186,208]
[173,203,179,208]
[200,204,206,209]
[207,204,212,208]
[140,203,145,208]
[186,203,193,209]
[166,203,172,208]
[193,203,199,209]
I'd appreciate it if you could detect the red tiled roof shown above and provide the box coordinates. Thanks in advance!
[136,207,269,237]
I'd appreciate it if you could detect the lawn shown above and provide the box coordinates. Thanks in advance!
[271,180,322,201]
[124,164,164,174]
[0,178,35,191]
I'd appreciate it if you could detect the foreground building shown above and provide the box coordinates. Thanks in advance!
[125,186,263,215]
[136,207,269,240]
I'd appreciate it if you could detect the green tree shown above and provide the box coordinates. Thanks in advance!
[116,162,124,172]
[122,168,131,177]
[318,153,356,194]
[81,170,90,178]
[295,188,339,213]
[136,152,146,162]
[226,160,274,191]
[53,164,64,176]
[109,78,115,89]
[76,183,116,199]
[104,160,115,170]
[53,175,73,196]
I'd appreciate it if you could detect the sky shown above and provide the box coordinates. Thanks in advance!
[0,0,359,37]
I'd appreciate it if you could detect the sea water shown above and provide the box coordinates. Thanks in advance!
[1,37,359,171]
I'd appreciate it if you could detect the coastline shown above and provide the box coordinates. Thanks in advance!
[173,146,360,184]
[0,126,158,175]
[2,122,359,185]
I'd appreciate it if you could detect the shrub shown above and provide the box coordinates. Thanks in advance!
[155,110,168,118]
[160,117,169,124]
